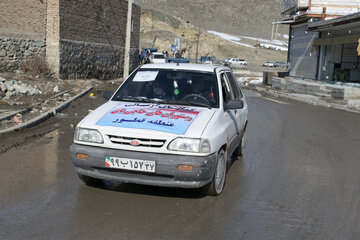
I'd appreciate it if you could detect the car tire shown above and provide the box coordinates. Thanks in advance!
[204,149,227,196]
[78,173,103,186]
[234,124,247,157]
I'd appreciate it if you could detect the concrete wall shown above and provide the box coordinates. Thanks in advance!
[46,0,60,75]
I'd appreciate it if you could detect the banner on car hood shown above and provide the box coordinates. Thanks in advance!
[96,103,202,134]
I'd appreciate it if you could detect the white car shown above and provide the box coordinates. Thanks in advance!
[262,61,275,67]
[227,58,247,67]
[149,52,166,64]
[70,64,248,196]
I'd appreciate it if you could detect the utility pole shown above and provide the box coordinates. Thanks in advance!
[195,27,201,63]
[123,0,133,79]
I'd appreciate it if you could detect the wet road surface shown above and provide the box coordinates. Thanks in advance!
[1,89,360,240]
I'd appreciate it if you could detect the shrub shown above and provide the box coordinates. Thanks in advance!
[21,56,52,76]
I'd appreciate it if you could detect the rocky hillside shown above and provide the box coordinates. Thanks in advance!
[135,0,287,39]
[139,9,287,66]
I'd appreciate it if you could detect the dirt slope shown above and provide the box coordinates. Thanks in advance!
[139,9,287,66]
[135,0,287,39]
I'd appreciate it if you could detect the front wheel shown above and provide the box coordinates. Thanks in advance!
[205,149,227,196]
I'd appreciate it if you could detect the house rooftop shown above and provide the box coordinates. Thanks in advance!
[308,12,360,32]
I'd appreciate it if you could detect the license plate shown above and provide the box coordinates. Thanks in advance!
[105,156,155,173]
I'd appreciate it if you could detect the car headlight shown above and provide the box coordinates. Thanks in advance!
[75,128,104,144]
[168,138,211,153]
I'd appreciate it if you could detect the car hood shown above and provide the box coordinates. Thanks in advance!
[78,101,216,139]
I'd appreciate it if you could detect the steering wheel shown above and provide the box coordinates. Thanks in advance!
[182,94,210,105]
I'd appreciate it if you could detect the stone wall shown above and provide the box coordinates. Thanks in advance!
[0,37,46,71]
[0,0,141,79]
[59,40,139,79]
[0,0,47,71]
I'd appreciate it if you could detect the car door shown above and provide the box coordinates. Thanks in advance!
[220,71,238,153]
[226,71,247,132]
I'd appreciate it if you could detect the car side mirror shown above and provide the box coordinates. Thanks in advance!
[103,91,114,100]
[225,100,244,111]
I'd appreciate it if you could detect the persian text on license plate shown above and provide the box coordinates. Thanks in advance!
[105,156,155,173]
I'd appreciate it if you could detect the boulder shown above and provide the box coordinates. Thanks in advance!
[53,85,60,93]
[0,49,6,57]
[5,90,15,97]
[24,50,33,57]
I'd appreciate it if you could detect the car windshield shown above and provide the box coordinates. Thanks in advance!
[112,69,219,108]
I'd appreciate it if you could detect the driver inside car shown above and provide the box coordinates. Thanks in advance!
[190,75,214,103]
[149,78,173,100]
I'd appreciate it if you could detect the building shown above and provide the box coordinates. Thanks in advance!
[308,12,360,82]
[281,0,360,82]
[0,0,141,80]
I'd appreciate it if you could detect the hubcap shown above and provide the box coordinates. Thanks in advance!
[215,152,226,192]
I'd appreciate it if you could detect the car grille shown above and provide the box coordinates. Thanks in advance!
[95,167,173,181]
[108,135,166,148]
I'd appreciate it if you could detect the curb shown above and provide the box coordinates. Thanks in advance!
[0,90,71,122]
[0,104,40,122]
[250,85,360,114]
[0,87,93,135]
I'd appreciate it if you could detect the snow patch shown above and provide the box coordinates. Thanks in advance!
[259,43,288,51]
[208,31,241,42]
[237,77,263,86]
[208,30,255,49]
[240,36,288,47]
[207,30,288,51]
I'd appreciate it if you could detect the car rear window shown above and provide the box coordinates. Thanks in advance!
[154,55,165,59]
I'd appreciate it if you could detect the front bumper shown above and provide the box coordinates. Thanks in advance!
[70,144,217,188]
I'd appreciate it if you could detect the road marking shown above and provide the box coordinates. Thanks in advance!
[263,97,290,105]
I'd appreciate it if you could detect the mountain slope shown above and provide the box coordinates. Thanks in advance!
[135,0,287,39]
[139,9,287,66]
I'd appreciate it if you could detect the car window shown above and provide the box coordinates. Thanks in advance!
[225,72,243,99]
[154,55,165,59]
[220,73,234,104]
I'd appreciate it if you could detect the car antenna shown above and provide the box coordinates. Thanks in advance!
[176,62,180,66]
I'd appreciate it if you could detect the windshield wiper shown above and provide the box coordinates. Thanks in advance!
[113,96,149,102]
[147,98,167,103]
[162,100,212,109]
[114,97,211,109]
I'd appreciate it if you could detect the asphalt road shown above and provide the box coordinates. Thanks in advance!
[1,89,360,240]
